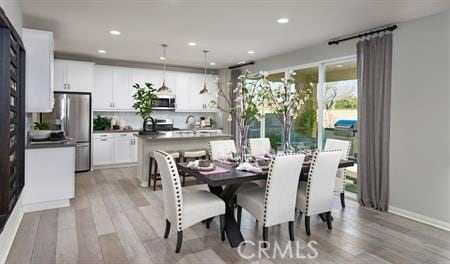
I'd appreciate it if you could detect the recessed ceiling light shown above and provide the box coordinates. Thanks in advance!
[337,64,343,68]
[238,60,246,65]
[248,50,255,54]
[277,18,289,24]
[210,62,216,66]
[98,50,106,54]
[110,30,121,35]
[160,56,166,60]
[188,42,197,46]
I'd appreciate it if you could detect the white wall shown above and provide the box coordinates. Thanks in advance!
[0,0,22,34]
[390,10,449,224]
[221,10,449,227]
[0,1,23,262]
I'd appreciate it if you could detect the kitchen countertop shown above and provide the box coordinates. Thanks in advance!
[26,138,77,149]
[93,130,140,133]
[135,132,232,141]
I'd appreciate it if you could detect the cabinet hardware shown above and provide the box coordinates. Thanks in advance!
[120,134,127,136]
[100,139,107,141]
[100,135,107,137]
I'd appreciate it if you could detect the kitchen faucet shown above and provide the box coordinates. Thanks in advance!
[185,115,197,134]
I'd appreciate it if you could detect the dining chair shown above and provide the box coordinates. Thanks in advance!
[249,138,271,156]
[296,150,342,236]
[323,139,351,208]
[209,139,237,160]
[236,154,305,246]
[153,150,226,253]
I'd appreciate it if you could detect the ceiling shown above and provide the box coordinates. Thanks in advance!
[19,0,449,69]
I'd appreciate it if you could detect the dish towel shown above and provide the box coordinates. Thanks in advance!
[236,162,263,173]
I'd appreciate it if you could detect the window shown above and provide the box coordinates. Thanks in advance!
[323,60,358,193]
[245,58,358,191]
[262,72,285,149]
[290,67,319,150]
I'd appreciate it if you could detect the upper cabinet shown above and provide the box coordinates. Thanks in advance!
[176,73,219,112]
[93,66,133,111]
[92,66,113,110]
[23,29,54,113]
[92,64,218,112]
[54,59,94,92]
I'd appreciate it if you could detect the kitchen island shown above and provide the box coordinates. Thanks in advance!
[135,132,233,187]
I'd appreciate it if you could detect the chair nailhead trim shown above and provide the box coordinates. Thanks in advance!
[304,149,341,215]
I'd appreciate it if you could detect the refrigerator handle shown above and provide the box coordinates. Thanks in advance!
[66,97,70,135]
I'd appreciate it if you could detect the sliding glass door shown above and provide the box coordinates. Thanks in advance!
[323,60,358,193]
[290,67,319,150]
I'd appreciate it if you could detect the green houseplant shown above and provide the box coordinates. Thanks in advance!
[132,82,158,134]
[93,116,112,130]
[33,122,49,130]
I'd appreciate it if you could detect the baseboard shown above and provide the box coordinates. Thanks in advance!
[93,163,137,170]
[22,199,70,213]
[0,195,24,264]
[388,206,450,231]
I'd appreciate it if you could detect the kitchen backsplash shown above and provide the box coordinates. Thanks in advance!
[94,111,222,130]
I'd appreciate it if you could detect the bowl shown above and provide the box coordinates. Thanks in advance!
[198,160,211,168]
[257,159,270,167]
[29,130,52,140]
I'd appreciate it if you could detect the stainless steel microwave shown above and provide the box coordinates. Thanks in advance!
[153,94,176,110]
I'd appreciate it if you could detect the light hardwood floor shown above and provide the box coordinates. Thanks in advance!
[6,167,450,264]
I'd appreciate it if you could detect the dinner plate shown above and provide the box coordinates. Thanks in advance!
[192,164,216,171]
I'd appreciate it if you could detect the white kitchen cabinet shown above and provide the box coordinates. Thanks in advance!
[175,73,191,110]
[175,73,218,112]
[130,68,152,87]
[93,133,137,166]
[113,133,136,163]
[54,59,94,92]
[23,29,55,113]
[93,134,114,165]
[93,66,113,110]
[151,69,176,94]
[112,67,132,109]
[24,147,75,212]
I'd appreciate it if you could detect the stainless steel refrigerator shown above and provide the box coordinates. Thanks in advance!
[41,92,91,172]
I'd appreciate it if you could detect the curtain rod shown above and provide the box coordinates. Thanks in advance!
[228,61,255,69]
[328,25,397,45]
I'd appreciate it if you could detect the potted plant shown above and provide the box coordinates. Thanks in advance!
[260,70,311,153]
[93,115,112,131]
[29,122,51,140]
[132,82,158,135]
[209,70,264,161]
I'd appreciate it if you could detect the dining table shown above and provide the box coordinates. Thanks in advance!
[177,158,355,248]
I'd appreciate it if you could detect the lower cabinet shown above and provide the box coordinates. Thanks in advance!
[93,133,137,166]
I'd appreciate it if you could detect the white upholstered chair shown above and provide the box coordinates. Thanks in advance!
[209,139,237,160]
[236,154,305,245]
[153,150,226,253]
[249,138,271,156]
[323,139,351,208]
[296,150,342,236]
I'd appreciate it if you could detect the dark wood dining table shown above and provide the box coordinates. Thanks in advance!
[177,159,355,248]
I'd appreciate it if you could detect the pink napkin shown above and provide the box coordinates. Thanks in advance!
[199,166,230,175]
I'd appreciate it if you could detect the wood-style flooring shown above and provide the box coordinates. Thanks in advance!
[6,167,450,264]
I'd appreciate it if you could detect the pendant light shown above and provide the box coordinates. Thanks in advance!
[157,44,172,93]
[199,50,209,94]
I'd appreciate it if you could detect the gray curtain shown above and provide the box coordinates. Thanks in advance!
[230,69,242,141]
[357,33,393,211]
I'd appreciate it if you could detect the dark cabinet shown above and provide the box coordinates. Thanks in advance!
[0,7,25,233]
